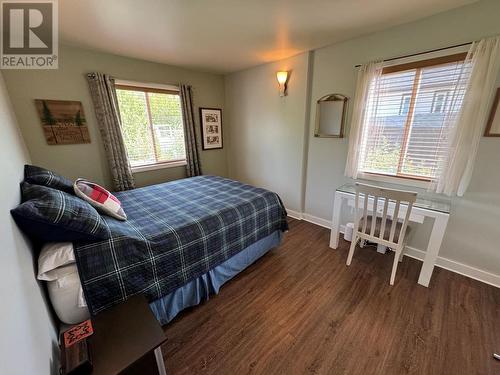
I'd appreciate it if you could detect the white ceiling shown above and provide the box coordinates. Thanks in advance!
[60,0,477,74]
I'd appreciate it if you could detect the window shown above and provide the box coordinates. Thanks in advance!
[431,90,449,113]
[359,53,470,181]
[399,94,411,115]
[115,84,186,170]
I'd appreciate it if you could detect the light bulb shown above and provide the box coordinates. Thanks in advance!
[276,71,288,85]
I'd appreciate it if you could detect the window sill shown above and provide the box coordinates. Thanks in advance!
[131,161,187,174]
[357,172,431,189]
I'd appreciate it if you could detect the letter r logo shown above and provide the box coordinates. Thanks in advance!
[2,2,53,54]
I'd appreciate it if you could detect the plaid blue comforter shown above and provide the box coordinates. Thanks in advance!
[73,176,288,315]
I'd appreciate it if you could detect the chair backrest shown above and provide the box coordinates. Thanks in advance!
[353,183,417,246]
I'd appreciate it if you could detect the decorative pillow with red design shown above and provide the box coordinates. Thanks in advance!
[73,179,127,221]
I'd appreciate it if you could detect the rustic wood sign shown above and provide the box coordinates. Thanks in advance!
[35,99,91,145]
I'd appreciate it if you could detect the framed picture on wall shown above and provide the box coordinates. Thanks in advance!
[35,99,91,145]
[485,87,500,137]
[200,108,223,150]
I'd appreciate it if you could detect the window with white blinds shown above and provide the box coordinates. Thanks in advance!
[359,53,471,181]
[115,85,186,169]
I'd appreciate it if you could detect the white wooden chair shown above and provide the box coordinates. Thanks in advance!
[346,183,417,285]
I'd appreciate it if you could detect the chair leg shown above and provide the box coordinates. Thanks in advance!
[346,235,358,266]
[398,248,404,262]
[390,247,402,285]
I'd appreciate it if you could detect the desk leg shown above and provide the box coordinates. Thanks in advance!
[329,192,342,249]
[417,214,449,287]
[154,346,167,375]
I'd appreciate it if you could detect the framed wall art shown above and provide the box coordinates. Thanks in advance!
[35,99,91,145]
[199,107,223,150]
[485,88,500,137]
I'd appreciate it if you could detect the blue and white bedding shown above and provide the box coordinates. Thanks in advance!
[150,230,283,325]
[38,230,282,325]
[73,175,288,315]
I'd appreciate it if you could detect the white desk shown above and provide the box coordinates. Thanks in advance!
[329,183,451,287]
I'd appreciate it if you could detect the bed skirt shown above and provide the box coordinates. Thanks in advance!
[149,230,282,325]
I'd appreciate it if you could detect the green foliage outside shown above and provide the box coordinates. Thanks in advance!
[116,90,153,165]
[149,93,186,161]
[363,137,399,175]
[402,157,433,178]
[363,136,433,178]
[116,90,186,166]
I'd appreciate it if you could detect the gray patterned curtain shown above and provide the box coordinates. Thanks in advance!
[86,72,135,191]
[180,84,202,177]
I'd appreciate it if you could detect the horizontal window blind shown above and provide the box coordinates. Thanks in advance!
[115,86,186,168]
[359,55,471,180]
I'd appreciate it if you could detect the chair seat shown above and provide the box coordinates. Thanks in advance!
[358,215,411,243]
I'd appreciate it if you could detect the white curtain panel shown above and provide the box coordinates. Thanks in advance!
[431,36,500,196]
[345,61,383,178]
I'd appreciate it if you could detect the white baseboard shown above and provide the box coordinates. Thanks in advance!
[286,209,303,220]
[404,246,500,289]
[287,210,500,288]
[302,213,331,229]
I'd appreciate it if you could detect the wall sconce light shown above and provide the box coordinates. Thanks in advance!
[276,71,289,97]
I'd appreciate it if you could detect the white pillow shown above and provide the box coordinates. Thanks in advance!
[38,242,75,281]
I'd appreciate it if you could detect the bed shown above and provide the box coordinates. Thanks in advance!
[37,175,288,324]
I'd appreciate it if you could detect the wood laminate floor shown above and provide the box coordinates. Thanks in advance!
[162,219,500,374]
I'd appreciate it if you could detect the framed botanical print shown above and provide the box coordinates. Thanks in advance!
[485,88,500,137]
[199,108,223,150]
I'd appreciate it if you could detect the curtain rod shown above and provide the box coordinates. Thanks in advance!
[354,41,473,68]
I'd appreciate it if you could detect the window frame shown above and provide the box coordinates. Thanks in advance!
[114,81,187,172]
[360,52,468,183]
[431,90,450,114]
[399,93,411,116]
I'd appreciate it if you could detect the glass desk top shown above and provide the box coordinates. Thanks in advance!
[336,183,451,214]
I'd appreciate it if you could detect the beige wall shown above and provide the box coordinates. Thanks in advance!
[304,0,500,276]
[225,53,310,212]
[0,72,58,375]
[2,44,227,189]
[226,0,500,278]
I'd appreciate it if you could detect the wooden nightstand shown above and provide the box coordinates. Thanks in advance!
[89,295,167,375]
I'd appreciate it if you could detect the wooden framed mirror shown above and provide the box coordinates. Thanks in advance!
[314,93,348,138]
[484,87,500,137]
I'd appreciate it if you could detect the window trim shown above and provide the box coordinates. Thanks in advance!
[131,160,187,174]
[360,53,467,183]
[358,172,430,189]
[115,84,179,96]
[381,52,467,74]
[115,82,187,171]
[114,79,179,93]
